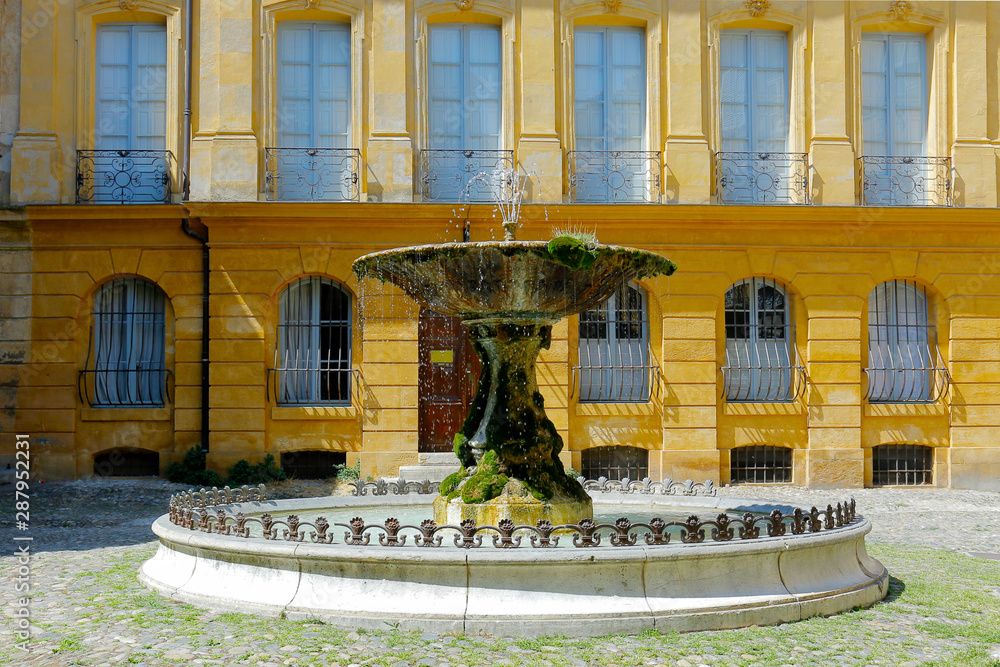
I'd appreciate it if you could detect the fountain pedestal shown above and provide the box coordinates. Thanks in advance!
[433,319,592,526]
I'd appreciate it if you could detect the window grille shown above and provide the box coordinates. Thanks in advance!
[865,280,949,403]
[93,448,160,477]
[722,277,804,402]
[581,446,649,482]
[79,278,168,407]
[270,277,353,405]
[872,444,933,486]
[280,450,346,480]
[730,445,792,484]
[574,283,655,402]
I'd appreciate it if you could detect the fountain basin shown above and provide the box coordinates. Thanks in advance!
[140,493,888,637]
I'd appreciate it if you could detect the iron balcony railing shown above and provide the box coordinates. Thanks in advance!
[571,362,660,403]
[716,152,809,205]
[567,150,661,203]
[76,150,174,204]
[419,149,514,202]
[78,367,171,408]
[858,156,951,206]
[864,334,950,403]
[264,147,361,202]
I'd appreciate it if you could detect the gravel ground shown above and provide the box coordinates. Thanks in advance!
[2,478,999,667]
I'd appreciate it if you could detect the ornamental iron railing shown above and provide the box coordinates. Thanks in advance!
[264,147,361,202]
[722,325,807,403]
[76,150,174,204]
[858,156,951,206]
[168,485,858,550]
[716,152,809,204]
[567,150,661,203]
[419,149,514,202]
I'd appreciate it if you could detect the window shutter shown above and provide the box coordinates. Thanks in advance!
[133,25,167,150]
[861,35,890,156]
[467,26,501,150]
[96,26,135,149]
[574,30,606,152]
[316,24,351,148]
[277,25,315,148]
[608,29,644,152]
[751,31,787,152]
[719,32,750,153]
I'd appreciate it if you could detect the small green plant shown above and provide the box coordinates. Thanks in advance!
[226,454,287,486]
[166,446,225,487]
[333,458,361,481]
[550,225,598,249]
[566,467,582,479]
[547,227,600,270]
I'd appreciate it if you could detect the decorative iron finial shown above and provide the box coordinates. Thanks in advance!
[888,0,911,21]
[456,0,473,10]
[744,0,770,17]
[602,0,623,14]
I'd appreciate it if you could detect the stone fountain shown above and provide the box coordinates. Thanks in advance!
[353,170,676,526]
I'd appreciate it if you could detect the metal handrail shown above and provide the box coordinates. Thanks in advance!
[715,151,809,205]
[567,150,662,203]
[263,147,361,202]
[76,149,174,204]
[857,155,952,206]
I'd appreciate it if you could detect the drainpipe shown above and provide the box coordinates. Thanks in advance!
[181,0,193,199]
[179,0,208,454]
[182,219,210,455]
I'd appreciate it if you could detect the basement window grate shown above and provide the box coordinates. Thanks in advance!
[581,446,649,481]
[872,444,933,486]
[280,451,347,480]
[730,445,792,484]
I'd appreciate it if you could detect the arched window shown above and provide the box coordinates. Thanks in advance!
[866,280,934,403]
[723,277,794,402]
[730,445,792,484]
[83,278,167,407]
[577,282,649,402]
[872,444,933,486]
[273,277,352,405]
[581,446,649,481]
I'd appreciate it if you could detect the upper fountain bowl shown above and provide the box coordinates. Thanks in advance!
[353,240,676,321]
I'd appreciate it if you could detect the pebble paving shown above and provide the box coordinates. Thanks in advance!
[2,478,999,667]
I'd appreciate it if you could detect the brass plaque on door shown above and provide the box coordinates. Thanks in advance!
[430,350,454,364]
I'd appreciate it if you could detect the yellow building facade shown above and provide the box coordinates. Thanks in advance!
[2,0,1000,491]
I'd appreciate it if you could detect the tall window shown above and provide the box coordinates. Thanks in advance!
[88,278,167,407]
[275,277,352,405]
[578,283,649,402]
[571,27,652,202]
[859,34,945,206]
[866,280,933,403]
[276,22,351,149]
[723,278,793,402]
[716,30,802,204]
[861,33,926,158]
[423,24,503,202]
[96,24,167,150]
[267,22,356,202]
[428,24,501,150]
[719,30,788,154]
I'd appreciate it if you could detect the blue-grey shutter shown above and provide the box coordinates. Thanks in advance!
[720,30,788,153]
[862,32,926,156]
[96,24,166,149]
[428,25,501,149]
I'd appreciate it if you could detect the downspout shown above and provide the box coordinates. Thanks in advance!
[180,0,209,454]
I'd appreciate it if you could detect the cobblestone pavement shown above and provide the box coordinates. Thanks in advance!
[2,479,999,667]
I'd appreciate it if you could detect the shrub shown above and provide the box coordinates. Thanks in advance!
[166,446,225,487]
[227,454,287,486]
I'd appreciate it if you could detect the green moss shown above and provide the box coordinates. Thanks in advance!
[546,235,598,270]
[460,469,509,504]
[439,468,468,497]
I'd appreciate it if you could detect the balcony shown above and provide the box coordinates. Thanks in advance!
[76,150,173,204]
[418,149,514,203]
[858,156,951,206]
[716,152,809,205]
[264,148,361,202]
[567,151,661,203]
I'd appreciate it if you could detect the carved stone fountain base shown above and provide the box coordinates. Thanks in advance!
[433,486,592,527]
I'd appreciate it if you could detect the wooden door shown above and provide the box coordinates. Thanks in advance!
[418,309,480,453]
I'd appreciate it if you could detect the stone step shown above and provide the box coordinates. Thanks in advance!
[396,463,462,483]
[417,452,460,465]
